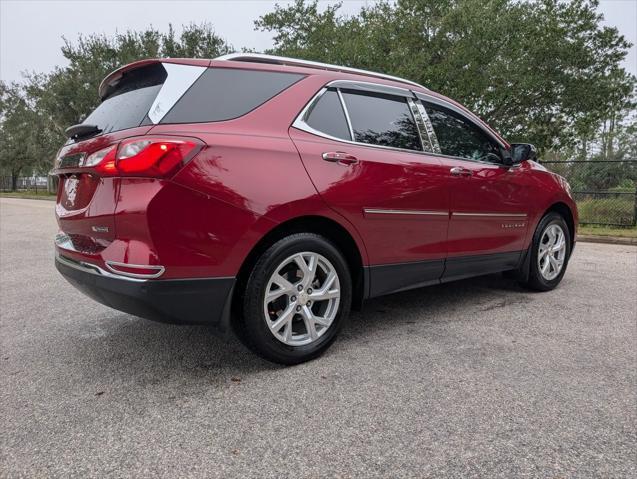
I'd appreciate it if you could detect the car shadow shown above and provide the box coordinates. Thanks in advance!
[69,273,530,385]
[343,272,531,340]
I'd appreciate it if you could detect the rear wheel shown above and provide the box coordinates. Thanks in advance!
[236,233,351,365]
[521,212,571,291]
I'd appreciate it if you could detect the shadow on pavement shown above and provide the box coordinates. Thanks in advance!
[67,272,531,383]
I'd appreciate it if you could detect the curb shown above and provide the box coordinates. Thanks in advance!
[578,235,637,246]
[0,195,55,201]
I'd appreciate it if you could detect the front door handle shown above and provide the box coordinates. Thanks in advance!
[322,151,359,166]
[450,166,472,177]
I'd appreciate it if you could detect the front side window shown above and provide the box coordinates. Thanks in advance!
[424,102,501,162]
[341,90,421,151]
[304,89,351,141]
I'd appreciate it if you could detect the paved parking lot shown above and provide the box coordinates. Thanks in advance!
[1,197,636,478]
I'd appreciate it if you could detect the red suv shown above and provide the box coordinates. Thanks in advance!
[53,54,577,364]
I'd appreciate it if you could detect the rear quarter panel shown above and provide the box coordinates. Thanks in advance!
[152,74,369,275]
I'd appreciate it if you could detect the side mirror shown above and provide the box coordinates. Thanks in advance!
[509,143,537,165]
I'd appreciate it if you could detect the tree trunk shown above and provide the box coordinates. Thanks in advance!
[11,170,20,192]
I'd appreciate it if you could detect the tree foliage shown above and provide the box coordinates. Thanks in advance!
[0,23,231,184]
[26,23,232,142]
[0,2,635,190]
[256,0,636,154]
[0,82,56,188]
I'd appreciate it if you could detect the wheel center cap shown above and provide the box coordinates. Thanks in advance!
[297,291,309,304]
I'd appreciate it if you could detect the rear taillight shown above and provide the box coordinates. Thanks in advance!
[82,137,202,178]
[117,139,197,176]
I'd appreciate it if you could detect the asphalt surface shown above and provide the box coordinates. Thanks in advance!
[1,197,635,478]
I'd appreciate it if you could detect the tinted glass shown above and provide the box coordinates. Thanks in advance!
[304,89,351,140]
[162,68,304,123]
[82,64,167,134]
[424,102,500,161]
[341,90,421,151]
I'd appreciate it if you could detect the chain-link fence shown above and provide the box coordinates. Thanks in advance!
[540,160,637,227]
[0,176,55,194]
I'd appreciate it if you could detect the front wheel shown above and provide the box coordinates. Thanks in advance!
[521,212,571,291]
[236,233,352,365]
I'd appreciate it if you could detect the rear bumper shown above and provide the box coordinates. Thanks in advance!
[55,253,235,328]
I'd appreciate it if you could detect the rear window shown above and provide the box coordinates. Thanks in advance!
[82,63,167,134]
[161,68,305,124]
[304,89,351,140]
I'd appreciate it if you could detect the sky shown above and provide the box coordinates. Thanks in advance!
[0,0,636,83]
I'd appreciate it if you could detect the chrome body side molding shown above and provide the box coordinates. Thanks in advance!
[452,212,528,218]
[364,208,448,216]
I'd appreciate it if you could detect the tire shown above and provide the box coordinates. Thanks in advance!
[236,233,352,365]
[520,212,571,291]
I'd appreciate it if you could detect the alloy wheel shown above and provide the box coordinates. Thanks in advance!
[538,224,567,281]
[263,252,341,346]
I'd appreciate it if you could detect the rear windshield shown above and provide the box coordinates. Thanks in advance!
[82,63,167,134]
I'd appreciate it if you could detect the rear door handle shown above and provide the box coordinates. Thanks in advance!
[450,166,472,177]
[322,151,359,166]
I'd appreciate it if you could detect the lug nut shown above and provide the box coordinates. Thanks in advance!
[306,301,311,306]
[296,305,301,312]
[307,288,313,294]
[297,284,303,291]
[291,296,296,302]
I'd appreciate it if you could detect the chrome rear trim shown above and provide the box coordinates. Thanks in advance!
[55,252,147,283]
[105,261,165,279]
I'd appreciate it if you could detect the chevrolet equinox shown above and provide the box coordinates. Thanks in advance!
[53,54,578,364]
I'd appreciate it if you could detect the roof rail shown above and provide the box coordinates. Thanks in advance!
[215,53,427,91]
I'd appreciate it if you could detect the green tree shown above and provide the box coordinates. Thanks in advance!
[0,82,55,190]
[256,0,635,154]
[23,23,232,163]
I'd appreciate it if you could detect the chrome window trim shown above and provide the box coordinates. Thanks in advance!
[414,92,507,151]
[216,53,428,90]
[336,89,355,141]
[364,208,448,216]
[407,98,431,153]
[329,79,412,97]
[292,82,517,169]
[420,150,522,169]
[293,84,425,155]
[414,100,441,154]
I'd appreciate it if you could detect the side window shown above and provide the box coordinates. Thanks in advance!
[341,90,422,151]
[304,89,351,141]
[161,68,304,124]
[423,102,500,161]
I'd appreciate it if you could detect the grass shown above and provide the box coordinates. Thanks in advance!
[578,224,637,238]
[576,197,635,226]
[0,190,56,200]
